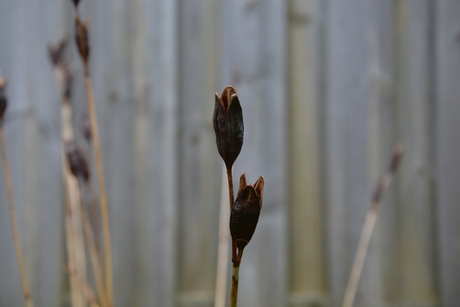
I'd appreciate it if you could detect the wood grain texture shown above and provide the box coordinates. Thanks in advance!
[176,1,221,306]
[288,0,327,306]
[220,0,288,306]
[325,1,386,306]
[0,0,64,306]
[394,1,439,306]
[0,1,459,306]
[435,0,460,305]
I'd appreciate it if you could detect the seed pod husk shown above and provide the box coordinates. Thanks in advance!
[0,79,8,123]
[75,17,90,63]
[213,86,244,170]
[48,37,67,67]
[66,143,90,181]
[80,114,91,142]
[230,174,264,251]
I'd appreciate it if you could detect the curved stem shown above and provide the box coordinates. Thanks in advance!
[0,128,33,307]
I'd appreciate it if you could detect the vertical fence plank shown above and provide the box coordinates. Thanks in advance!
[394,1,439,306]
[435,0,460,305]
[132,0,178,306]
[177,1,220,306]
[1,2,459,307]
[325,1,399,306]
[287,0,327,306]
[81,1,139,305]
[220,0,288,306]
[0,0,65,306]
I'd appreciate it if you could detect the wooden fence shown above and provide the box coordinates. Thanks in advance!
[0,0,459,306]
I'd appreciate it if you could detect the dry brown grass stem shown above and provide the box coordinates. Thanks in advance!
[83,63,113,306]
[0,127,33,307]
[342,145,404,307]
[79,192,109,307]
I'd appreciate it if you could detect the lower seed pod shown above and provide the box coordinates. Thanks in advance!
[230,174,264,251]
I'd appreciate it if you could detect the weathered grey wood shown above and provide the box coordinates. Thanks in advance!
[176,1,221,306]
[1,1,460,306]
[132,0,178,306]
[79,1,138,305]
[325,1,392,306]
[287,0,327,306]
[220,0,288,306]
[0,0,65,306]
[435,0,460,305]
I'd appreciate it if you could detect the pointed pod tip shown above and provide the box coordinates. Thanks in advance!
[254,175,264,193]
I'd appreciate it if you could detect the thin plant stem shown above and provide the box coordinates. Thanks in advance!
[226,167,234,211]
[230,248,244,307]
[62,264,101,307]
[79,186,109,307]
[64,184,82,307]
[85,175,103,263]
[342,145,404,307]
[83,63,113,306]
[226,167,238,262]
[214,166,231,307]
[55,64,87,307]
[229,265,240,307]
[0,127,33,307]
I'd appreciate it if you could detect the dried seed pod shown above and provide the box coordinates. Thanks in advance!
[230,174,264,251]
[213,86,244,170]
[0,79,8,122]
[48,37,67,67]
[62,66,73,101]
[66,143,90,181]
[80,113,91,142]
[72,0,81,7]
[75,17,90,63]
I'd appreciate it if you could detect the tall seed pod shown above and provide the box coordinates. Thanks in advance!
[230,174,264,261]
[213,86,244,170]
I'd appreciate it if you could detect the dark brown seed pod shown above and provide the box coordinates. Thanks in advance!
[213,86,244,170]
[0,79,8,123]
[230,174,264,251]
[66,143,90,182]
[75,17,90,64]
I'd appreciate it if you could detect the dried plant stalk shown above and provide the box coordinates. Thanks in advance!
[0,78,33,307]
[82,64,113,305]
[229,265,240,307]
[214,167,231,307]
[342,145,404,307]
[79,192,108,307]
[73,10,113,304]
[0,129,34,307]
[62,264,100,307]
